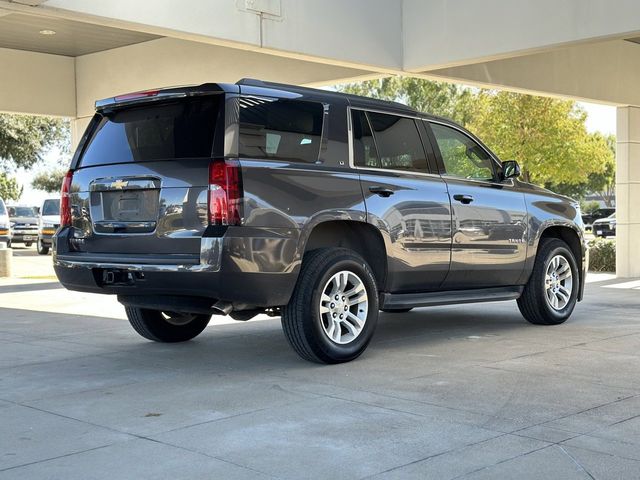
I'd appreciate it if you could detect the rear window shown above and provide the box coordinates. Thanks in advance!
[239,97,324,163]
[42,200,60,216]
[79,96,221,167]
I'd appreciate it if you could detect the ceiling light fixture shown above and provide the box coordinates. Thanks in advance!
[39,29,56,35]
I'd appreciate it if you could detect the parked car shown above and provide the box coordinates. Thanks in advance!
[593,213,616,238]
[37,198,60,255]
[582,207,615,231]
[53,79,587,364]
[0,198,10,246]
[7,205,39,247]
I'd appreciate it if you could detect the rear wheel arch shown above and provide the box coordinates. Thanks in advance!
[301,220,388,291]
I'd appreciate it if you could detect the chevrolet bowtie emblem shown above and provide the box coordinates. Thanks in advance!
[111,179,129,189]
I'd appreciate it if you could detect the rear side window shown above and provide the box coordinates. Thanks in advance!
[239,97,324,163]
[351,110,380,168]
[79,96,221,167]
[352,110,428,172]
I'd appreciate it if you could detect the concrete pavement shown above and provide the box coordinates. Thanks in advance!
[0,252,639,479]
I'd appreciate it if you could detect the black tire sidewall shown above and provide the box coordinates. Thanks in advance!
[539,244,579,321]
[307,255,379,362]
[37,240,49,255]
[128,307,211,342]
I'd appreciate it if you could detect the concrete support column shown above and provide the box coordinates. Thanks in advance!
[616,106,640,278]
[70,117,92,153]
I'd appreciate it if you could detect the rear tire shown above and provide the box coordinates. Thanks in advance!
[281,248,379,364]
[517,238,579,325]
[37,240,49,255]
[125,307,211,342]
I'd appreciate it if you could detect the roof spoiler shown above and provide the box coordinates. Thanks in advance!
[95,83,236,111]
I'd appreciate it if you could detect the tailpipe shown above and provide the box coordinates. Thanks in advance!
[211,300,233,316]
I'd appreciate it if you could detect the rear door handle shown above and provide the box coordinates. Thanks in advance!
[453,194,474,204]
[369,186,395,198]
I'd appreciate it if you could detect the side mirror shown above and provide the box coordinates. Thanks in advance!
[501,160,521,180]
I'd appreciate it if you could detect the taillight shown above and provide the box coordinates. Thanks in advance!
[114,89,159,102]
[60,170,73,227]
[208,159,242,226]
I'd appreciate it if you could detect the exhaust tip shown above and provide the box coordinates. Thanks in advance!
[211,300,233,316]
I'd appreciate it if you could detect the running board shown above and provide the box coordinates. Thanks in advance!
[380,286,524,310]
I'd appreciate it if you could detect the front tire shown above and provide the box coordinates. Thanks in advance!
[37,240,49,255]
[517,238,579,325]
[281,248,379,364]
[125,307,211,342]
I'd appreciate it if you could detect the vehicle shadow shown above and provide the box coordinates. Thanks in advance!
[0,302,533,374]
[0,282,61,294]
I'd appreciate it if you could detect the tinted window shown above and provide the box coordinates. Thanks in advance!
[365,112,427,172]
[42,200,60,216]
[239,97,324,163]
[0,200,5,216]
[351,110,380,168]
[79,97,221,167]
[430,123,496,181]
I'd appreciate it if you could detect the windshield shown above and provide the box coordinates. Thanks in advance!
[42,199,60,216]
[8,207,36,218]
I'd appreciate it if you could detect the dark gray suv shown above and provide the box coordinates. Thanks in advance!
[54,79,587,363]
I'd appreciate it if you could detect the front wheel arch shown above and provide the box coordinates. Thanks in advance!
[530,225,585,301]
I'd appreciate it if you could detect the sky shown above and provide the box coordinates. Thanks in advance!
[580,101,616,136]
[13,100,618,206]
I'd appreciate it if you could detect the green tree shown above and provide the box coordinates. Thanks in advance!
[338,76,477,125]
[0,173,22,201]
[586,133,616,206]
[31,169,66,193]
[0,114,69,171]
[467,91,609,189]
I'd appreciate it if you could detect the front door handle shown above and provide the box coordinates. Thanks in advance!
[369,186,395,198]
[453,194,474,204]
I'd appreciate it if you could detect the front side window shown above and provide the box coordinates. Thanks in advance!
[430,123,496,181]
[239,97,324,163]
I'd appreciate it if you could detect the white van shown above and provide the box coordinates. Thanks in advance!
[0,198,10,246]
[38,198,60,255]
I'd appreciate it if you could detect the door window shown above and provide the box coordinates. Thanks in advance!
[430,123,496,181]
[352,110,428,173]
[351,110,380,168]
